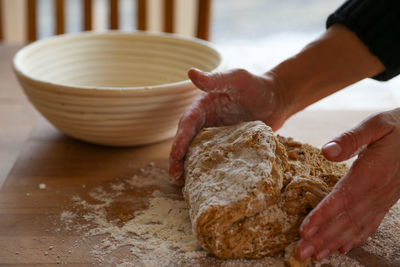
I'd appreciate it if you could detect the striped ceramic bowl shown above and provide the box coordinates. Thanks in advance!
[13,31,224,146]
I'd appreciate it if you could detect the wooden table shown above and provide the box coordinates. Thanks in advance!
[2,112,400,266]
[0,44,399,266]
[0,44,38,185]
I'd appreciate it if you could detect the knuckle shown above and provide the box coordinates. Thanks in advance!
[233,68,249,77]
[210,71,233,92]
[232,68,251,82]
[370,112,387,124]
[391,108,400,123]
[213,71,225,81]
[232,68,258,91]
[339,131,360,153]
[368,112,394,131]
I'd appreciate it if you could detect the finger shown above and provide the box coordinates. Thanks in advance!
[339,210,386,254]
[188,68,229,94]
[169,110,205,179]
[297,204,384,261]
[169,95,209,181]
[188,68,246,94]
[297,195,369,261]
[312,227,354,261]
[300,156,396,261]
[310,201,383,261]
[342,186,397,254]
[302,177,375,239]
[299,185,351,241]
[322,112,393,162]
[301,138,395,241]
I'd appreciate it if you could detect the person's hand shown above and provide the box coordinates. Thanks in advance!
[296,108,400,261]
[169,68,291,184]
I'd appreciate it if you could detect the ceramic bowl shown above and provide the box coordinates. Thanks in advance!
[13,31,223,146]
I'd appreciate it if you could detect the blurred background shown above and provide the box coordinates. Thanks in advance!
[2,0,400,111]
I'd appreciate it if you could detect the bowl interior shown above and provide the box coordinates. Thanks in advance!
[15,32,222,89]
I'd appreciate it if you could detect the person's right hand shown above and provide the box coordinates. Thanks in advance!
[169,68,291,184]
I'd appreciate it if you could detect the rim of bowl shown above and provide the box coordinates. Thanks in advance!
[13,30,225,95]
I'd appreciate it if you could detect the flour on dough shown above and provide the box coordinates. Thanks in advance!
[183,121,348,259]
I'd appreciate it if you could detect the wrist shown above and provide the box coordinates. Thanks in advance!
[262,70,296,120]
[267,24,385,115]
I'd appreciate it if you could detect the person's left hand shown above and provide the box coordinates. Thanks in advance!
[296,108,400,261]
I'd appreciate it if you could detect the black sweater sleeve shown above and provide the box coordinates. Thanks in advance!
[326,0,400,81]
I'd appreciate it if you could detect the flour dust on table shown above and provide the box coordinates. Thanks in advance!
[48,160,398,266]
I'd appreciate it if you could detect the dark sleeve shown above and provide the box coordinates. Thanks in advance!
[326,0,400,81]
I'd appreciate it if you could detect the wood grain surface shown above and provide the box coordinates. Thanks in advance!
[0,44,37,186]
[0,109,399,266]
[0,118,173,265]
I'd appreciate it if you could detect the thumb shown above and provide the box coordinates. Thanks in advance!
[188,68,233,94]
[322,113,394,162]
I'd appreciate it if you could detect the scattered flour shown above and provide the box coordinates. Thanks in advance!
[55,163,398,266]
[110,182,125,191]
[60,211,76,222]
[39,183,46,189]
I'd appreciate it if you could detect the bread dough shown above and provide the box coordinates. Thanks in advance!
[284,241,312,267]
[183,121,348,259]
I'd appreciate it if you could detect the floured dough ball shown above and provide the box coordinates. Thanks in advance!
[183,121,348,259]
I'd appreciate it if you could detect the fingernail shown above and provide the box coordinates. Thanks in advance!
[323,142,342,158]
[299,245,314,259]
[316,249,330,261]
[304,226,318,239]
